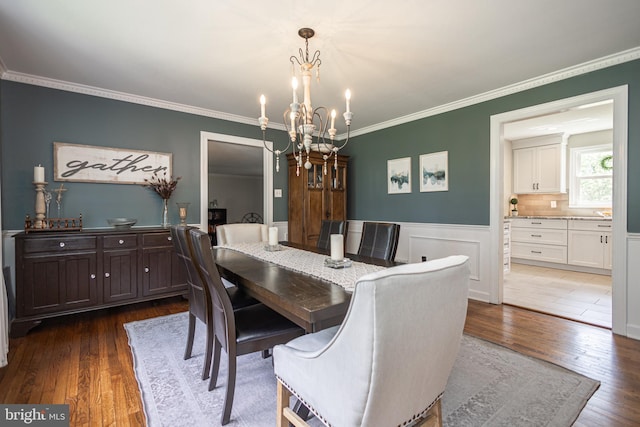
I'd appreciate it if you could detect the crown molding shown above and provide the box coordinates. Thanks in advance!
[349,46,640,138]
[0,70,288,131]
[1,47,638,137]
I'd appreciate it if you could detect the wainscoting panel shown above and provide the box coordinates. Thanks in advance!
[626,234,640,339]
[345,221,492,302]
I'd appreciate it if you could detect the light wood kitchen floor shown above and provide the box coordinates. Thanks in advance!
[504,263,612,328]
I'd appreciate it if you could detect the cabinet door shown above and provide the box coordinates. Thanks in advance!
[568,230,604,268]
[513,147,536,193]
[304,164,324,246]
[141,247,187,296]
[20,253,98,316]
[603,232,613,270]
[536,144,563,193]
[103,250,138,302]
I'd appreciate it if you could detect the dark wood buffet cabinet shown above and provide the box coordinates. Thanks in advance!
[12,227,187,336]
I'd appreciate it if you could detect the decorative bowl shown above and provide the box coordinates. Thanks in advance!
[107,218,137,229]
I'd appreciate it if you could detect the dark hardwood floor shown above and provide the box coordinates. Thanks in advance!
[1,298,639,426]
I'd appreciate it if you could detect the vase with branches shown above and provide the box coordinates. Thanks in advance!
[143,172,181,227]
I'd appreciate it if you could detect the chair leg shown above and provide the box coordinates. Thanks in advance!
[220,352,236,425]
[415,399,442,427]
[277,380,291,427]
[278,380,309,427]
[209,339,221,391]
[183,313,196,360]
[202,320,214,380]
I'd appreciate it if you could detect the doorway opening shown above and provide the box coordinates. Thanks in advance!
[489,86,628,335]
[199,132,273,233]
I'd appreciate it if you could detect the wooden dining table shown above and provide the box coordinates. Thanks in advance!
[213,242,398,332]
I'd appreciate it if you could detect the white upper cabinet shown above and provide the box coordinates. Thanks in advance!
[512,134,566,194]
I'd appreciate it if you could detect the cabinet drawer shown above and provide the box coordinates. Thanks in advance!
[511,228,567,245]
[23,236,97,253]
[512,242,567,264]
[103,234,137,249]
[510,218,567,229]
[568,220,612,232]
[142,232,174,247]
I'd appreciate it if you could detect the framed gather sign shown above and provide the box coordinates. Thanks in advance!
[54,142,172,184]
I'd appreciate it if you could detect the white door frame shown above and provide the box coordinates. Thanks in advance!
[199,131,274,232]
[489,85,629,336]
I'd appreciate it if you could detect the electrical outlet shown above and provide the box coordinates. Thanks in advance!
[421,256,427,262]
[550,200,557,208]
[274,189,282,198]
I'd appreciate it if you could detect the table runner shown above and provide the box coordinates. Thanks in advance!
[217,242,386,292]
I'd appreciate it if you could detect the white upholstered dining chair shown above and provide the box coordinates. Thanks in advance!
[273,255,470,427]
[216,223,268,245]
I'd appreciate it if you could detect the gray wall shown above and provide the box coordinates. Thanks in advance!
[1,59,639,232]
[0,81,289,229]
[341,59,640,231]
[208,173,263,223]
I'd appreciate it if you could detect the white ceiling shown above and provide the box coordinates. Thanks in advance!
[0,1,638,173]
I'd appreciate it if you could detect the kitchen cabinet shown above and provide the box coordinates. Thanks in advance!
[503,221,511,272]
[510,218,568,264]
[512,134,566,194]
[14,228,187,336]
[287,151,348,247]
[568,220,612,270]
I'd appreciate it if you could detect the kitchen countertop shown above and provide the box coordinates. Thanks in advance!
[505,215,611,221]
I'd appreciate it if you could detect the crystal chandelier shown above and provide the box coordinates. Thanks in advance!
[258,28,353,176]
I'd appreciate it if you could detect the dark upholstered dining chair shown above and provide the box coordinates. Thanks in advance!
[316,220,348,250]
[189,228,305,425]
[357,221,400,261]
[170,226,257,382]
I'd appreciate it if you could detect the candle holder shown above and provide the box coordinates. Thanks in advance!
[176,202,190,226]
[33,181,48,229]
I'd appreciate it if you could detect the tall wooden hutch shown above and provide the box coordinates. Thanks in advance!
[287,151,348,246]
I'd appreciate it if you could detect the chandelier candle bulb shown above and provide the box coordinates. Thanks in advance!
[268,227,279,246]
[34,165,45,182]
[345,89,351,113]
[260,95,266,118]
[330,234,344,261]
[331,109,336,129]
[292,77,298,103]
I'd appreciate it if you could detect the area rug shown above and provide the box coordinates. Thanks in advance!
[125,312,599,427]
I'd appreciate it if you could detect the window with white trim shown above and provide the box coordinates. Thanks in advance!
[569,144,612,208]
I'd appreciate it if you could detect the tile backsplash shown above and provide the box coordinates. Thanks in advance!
[509,193,610,217]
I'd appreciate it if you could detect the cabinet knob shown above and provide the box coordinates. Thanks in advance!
[59,242,65,248]
[167,236,172,241]
[105,273,110,278]
[145,267,150,273]
[119,239,124,245]
[90,274,96,279]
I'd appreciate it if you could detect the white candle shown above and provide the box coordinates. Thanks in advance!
[268,227,279,246]
[345,89,351,113]
[330,109,336,129]
[260,95,266,118]
[330,234,344,261]
[34,165,45,182]
[292,77,299,104]
[179,207,187,218]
